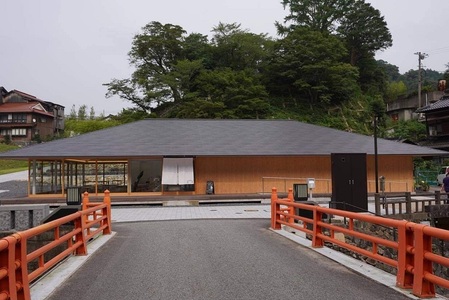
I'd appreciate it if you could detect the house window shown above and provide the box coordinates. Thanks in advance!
[0,114,12,123]
[11,128,27,136]
[130,159,162,192]
[391,114,399,121]
[12,114,26,123]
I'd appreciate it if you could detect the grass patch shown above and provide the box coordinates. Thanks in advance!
[0,166,28,175]
[0,144,28,175]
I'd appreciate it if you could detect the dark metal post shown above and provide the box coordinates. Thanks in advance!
[374,116,379,194]
[374,193,380,215]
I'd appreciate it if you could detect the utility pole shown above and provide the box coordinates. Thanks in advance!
[414,52,428,108]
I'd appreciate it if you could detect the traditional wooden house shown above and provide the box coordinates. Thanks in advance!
[0,119,446,198]
[416,94,449,152]
[0,88,64,144]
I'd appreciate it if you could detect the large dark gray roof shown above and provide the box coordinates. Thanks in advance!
[0,119,447,159]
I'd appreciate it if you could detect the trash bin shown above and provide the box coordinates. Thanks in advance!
[66,187,82,205]
[206,181,214,194]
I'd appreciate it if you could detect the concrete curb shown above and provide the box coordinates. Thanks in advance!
[30,232,116,300]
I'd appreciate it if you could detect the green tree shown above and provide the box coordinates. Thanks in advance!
[266,27,359,105]
[443,63,449,85]
[89,106,96,120]
[173,68,270,119]
[104,22,193,112]
[210,22,273,71]
[386,81,407,102]
[400,69,443,95]
[277,0,353,34]
[377,60,401,82]
[337,1,392,66]
[368,95,387,137]
[78,105,87,120]
[112,108,150,123]
[65,119,121,136]
[387,120,426,143]
[69,104,77,120]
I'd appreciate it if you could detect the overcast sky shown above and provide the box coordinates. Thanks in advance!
[1,0,448,115]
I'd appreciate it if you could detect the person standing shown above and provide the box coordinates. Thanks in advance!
[442,173,449,203]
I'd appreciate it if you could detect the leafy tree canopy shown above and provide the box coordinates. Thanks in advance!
[266,27,359,105]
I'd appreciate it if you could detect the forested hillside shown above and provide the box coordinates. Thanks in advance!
[99,0,448,139]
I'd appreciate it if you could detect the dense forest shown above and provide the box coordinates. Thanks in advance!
[70,0,449,142]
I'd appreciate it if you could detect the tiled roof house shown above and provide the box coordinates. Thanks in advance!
[0,88,64,144]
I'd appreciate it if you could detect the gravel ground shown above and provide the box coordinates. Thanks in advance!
[0,180,28,199]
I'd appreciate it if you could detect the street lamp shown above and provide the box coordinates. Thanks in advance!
[374,115,379,194]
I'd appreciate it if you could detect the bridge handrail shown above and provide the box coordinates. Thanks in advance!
[0,190,112,300]
[271,187,449,298]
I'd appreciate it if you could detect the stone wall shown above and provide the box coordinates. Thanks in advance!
[0,205,49,231]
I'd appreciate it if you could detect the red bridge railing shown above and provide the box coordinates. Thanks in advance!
[271,187,449,298]
[0,190,112,300]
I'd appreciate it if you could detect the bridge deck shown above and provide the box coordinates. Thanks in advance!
[33,214,416,300]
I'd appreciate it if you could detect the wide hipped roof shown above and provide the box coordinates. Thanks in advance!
[0,119,447,159]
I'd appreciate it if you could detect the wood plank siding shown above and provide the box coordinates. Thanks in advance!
[194,155,414,194]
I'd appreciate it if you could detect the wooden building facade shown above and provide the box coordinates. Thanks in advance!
[0,119,445,198]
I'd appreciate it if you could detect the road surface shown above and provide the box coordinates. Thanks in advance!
[46,219,411,300]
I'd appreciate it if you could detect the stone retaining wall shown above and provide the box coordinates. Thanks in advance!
[0,205,49,231]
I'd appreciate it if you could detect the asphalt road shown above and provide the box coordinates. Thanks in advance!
[46,219,410,300]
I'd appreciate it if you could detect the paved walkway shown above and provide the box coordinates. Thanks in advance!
[0,170,28,183]
[111,204,271,222]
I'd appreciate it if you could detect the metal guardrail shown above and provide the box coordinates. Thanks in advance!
[0,191,112,300]
[271,187,449,298]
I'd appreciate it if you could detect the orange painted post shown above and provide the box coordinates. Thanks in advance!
[271,188,281,230]
[82,191,89,211]
[287,188,294,224]
[312,208,324,248]
[74,215,87,256]
[12,233,30,300]
[412,224,435,298]
[102,190,112,235]
[396,221,413,289]
[1,236,19,300]
[271,187,277,229]
[82,192,90,235]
